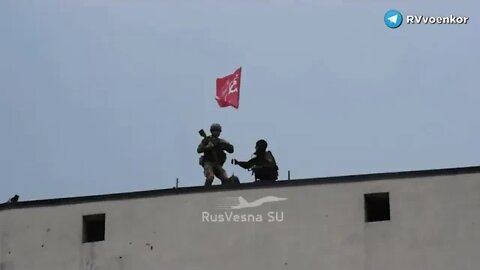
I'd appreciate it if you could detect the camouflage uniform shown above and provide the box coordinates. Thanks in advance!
[197,124,235,186]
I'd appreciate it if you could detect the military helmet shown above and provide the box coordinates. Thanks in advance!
[256,139,268,150]
[210,123,222,132]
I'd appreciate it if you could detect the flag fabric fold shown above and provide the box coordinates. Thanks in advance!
[215,67,241,109]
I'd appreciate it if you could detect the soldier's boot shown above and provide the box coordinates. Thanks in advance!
[220,175,239,186]
[220,177,232,186]
[204,177,214,187]
[229,175,240,185]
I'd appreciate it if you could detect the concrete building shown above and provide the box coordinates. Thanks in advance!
[1,165,480,270]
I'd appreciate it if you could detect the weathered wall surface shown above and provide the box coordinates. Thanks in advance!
[1,172,480,270]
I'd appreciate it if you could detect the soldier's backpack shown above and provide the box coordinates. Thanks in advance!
[267,151,279,180]
[252,151,279,181]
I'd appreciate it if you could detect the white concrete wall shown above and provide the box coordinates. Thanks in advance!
[1,172,480,270]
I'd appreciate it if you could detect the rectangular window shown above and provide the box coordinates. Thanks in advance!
[82,214,105,243]
[364,192,390,222]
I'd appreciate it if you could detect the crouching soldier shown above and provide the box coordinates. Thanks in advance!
[232,139,279,182]
[197,123,239,186]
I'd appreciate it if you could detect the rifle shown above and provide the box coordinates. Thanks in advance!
[199,129,207,139]
[199,129,220,146]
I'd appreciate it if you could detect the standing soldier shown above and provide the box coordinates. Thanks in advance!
[197,123,235,186]
[232,139,278,182]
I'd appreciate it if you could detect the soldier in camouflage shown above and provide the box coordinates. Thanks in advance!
[197,123,236,186]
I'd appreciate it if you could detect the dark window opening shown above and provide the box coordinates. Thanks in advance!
[364,192,390,222]
[83,214,105,243]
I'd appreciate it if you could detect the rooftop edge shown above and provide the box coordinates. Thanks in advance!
[1,165,480,211]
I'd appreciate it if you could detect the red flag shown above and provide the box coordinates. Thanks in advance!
[216,67,241,109]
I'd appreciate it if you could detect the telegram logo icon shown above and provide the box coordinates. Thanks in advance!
[384,10,403,29]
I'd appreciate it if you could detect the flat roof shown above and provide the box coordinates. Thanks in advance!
[1,165,480,211]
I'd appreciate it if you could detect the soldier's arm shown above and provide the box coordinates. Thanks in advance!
[197,139,210,153]
[219,139,234,153]
[224,143,234,154]
[236,158,255,170]
[197,142,205,153]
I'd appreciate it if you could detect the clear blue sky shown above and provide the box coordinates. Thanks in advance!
[1,1,478,201]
